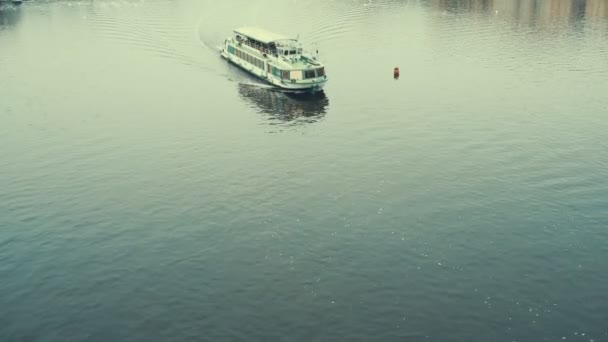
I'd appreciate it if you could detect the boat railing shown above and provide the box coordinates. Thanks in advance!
[235,37,277,57]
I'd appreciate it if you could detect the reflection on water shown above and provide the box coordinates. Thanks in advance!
[431,0,608,22]
[0,3,21,29]
[238,83,329,126]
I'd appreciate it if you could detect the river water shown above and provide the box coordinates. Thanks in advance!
[1,0,607,341]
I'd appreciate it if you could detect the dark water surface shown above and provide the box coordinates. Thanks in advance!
[1,0,608,341]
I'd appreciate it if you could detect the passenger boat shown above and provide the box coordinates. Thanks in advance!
[220,27,327,93]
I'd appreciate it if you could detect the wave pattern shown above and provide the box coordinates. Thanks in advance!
[85,0,211,70]
[1,1,608,342]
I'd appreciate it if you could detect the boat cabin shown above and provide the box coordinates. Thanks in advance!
[234,27,302,58]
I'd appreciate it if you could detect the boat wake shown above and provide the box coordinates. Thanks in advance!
[239,82,327,99]
[81,0,216,73]
[195,15,254,84]
[195,14,226,54]
[239,82,275,90]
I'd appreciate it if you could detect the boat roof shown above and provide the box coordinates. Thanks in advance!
[234,27,295,44]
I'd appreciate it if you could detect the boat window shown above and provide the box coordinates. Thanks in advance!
[282,70,289,79]
[289,50,296,55]
[316,67,325,77]
[304,70,316,79]
[284,50,289,56]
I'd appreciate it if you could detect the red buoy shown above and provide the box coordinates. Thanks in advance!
[394,67,400,79]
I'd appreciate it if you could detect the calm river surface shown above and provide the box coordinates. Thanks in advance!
[1,0,608,341]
